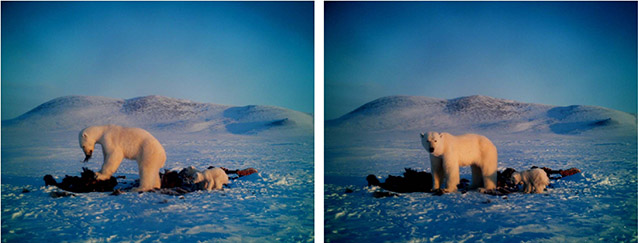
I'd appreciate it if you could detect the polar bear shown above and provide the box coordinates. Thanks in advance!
[509,168,550,193]
[191,168,229,190]
[79,125,166,192]
[420,132,498,193]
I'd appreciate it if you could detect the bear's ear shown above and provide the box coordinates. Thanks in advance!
[82,133,88,138]
[420,133,425,138]
[439,133,443,138]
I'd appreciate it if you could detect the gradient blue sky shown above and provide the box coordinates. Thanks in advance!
[2,1,313,119]
[326,2,637,120]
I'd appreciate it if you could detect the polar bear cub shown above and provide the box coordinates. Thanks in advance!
[193,168,229,190]
[510,168,550,194]
[421,132,498,193]
[79,125,166,192]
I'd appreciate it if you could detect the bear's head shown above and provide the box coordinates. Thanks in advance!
[192,172,205,184]
[179,166,200,184]
[181,166,201,183]
[509,172,522,185]
[420,132,444,156]
[78,127,97,163]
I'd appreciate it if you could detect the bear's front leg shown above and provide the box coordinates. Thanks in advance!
[443,158,460,193]
[430,155,443,190]
[95,172,111,181]
[523,183,531,193]
[96,151,123,180]
[205,181,213,191]
[481,165,498,190]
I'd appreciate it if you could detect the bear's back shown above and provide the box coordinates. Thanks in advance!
[445,133,487,153]
[100,125,165,160]
[529,168,549,185]
[102,125,156,143]
[208,168,229,183]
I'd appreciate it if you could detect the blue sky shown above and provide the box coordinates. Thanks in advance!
[2,1,313,119]
[326,2,637,120]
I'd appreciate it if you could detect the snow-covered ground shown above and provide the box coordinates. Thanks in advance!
[1,96,314,242]
[325,95,637,242]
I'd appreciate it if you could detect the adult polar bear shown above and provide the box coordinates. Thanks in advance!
[420,132,498,193]
[79,125,166,192]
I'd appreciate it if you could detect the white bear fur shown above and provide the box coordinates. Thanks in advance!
[421,132,498,193]
[193,168,229,190]
[510,168,550,194]
[79,125,166,192]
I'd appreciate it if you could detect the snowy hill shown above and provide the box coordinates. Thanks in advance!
[2,95,313,136]
[327,95,636,136]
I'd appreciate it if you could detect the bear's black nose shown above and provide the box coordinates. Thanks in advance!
[429,147,434,153]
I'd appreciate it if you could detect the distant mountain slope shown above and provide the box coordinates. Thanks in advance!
[327,95,636,136]
[2,95,313,136]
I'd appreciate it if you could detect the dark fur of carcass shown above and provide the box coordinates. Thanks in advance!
[367,168,510,195]
[160,170,183,189]
[44,166,258,196]
[154,166,259,195]
[497,168,517,188]
[366,168,433,193]
[43,167,117,193]
[366,166,580,197]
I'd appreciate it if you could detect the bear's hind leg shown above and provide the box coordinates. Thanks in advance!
[537,186,543,193]
[153,169,161,189]
[213,178,223,190]
[535,185,545,193]
[135,162,161,192]
[480,164,497,190]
